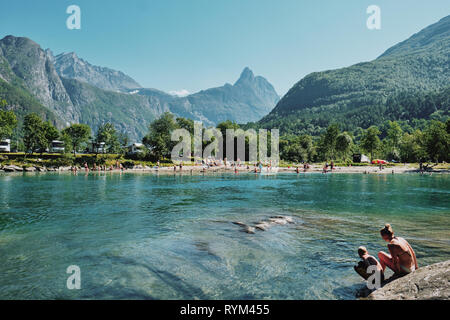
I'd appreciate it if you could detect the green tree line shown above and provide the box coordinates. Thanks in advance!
[1,105,449,163]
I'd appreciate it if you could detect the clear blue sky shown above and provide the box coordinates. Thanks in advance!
[1,0,449,95]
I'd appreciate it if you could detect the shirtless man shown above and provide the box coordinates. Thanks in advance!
[378,224,418,276]
[354,246,384,281]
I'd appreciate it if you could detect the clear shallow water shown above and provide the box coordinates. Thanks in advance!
[0,172,449,300]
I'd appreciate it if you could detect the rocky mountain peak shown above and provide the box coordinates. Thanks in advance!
[54,52,141,92]
[235,67,255,85]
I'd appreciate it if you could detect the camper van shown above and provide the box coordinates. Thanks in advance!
[0,139,11,153]
[353,154,370,163]
[50,140,65,153]
[128,143,145,155]
[87,141,106,154]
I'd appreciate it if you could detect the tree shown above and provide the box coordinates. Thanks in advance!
[0,109,17,141]
[23,113,47,154]
[360,126,381,161]
[62,124,91,156]
[279,134,316,163]
[95,123,120,154]
[142,112,178,160]
[42,121,60,150]
[335,132,353,160]
[316,124,340,161]
[386,121,403,160]
[118,132,129,154]
[423,120,449,162]
[176,117,195,134]
[399,130,426,163]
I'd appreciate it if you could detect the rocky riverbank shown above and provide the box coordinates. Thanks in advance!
[368,260,450,300]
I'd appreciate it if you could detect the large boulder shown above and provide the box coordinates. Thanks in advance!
[368,260,450,300]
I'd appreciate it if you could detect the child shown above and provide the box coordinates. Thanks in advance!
[354,246,384,282]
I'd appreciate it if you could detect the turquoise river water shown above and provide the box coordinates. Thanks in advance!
[0,172,449,299]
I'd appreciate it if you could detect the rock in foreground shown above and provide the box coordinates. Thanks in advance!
[368,260,450,300]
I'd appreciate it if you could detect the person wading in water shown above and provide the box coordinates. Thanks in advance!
[378,224,418,277]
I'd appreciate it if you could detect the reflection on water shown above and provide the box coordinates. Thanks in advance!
[0,172,449,299]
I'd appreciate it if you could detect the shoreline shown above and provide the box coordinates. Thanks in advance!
[1,163,449,175]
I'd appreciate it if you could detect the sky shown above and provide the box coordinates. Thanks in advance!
[1,0,449,95]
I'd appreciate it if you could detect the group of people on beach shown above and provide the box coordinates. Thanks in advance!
[354,224,418,285]
[71,160,124,173]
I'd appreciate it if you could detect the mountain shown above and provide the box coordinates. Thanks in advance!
[257,15,450,135]
[129,67,280,126]
[53,52,142,92]
[0,35,279,141]
[0,36,78,125]
[0,78,60,129]
[60,78,163,139]
[185,67,280,125]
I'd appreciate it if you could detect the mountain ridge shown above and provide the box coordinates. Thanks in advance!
[0,35,279,140]
[258,15,450,135]
[53,51,142,92]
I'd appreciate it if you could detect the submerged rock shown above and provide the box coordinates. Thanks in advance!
[368,260,450,300]
[255,222,271,231]
[244,226,256,234]
[233,216,295,234]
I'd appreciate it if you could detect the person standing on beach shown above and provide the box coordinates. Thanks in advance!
[378,224,418,276]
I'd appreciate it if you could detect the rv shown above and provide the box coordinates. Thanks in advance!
[353,154,370,163]
[50,140,65,153]
[128,143,145,155]
[87,141,106,154]
[0,139,11,153]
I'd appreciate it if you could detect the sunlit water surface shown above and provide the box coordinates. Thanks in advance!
[0,172,449,299]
